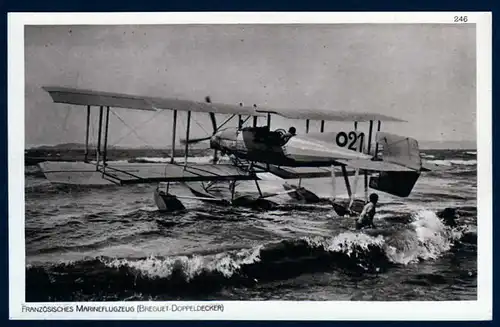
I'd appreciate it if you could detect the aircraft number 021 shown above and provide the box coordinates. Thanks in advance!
[335,131,365,152]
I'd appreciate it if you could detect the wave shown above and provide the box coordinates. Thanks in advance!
[428,159,477,166]
[420,153,436,159]
[449,168,477,176]
[25,182,119,195]
[26,210,475,301]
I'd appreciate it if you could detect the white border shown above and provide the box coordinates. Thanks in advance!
[9,12,492,320]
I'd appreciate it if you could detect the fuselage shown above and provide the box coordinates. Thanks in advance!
[210,127,371,167]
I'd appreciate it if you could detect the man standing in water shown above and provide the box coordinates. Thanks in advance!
[356,193,379,230]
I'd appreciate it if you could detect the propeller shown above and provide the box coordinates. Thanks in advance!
[180,96,219,145]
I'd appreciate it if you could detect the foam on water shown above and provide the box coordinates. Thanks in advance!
[384,210,455,264]
[428,159,477,166]
[96,211,464,281]
[104,245,263,280]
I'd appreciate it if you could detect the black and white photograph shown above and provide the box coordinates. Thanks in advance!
[9,12,492,320]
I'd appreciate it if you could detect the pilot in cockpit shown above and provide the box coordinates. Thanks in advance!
[273,126,296,146]
[285,127,297,138]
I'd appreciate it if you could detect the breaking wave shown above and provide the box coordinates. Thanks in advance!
[26,210,474,301]
[428,159,477,167]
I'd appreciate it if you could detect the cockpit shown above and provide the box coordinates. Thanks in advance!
[247,126,296,147]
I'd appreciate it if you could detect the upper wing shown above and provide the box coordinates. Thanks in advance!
[43,86,156,111]
[256,108,406,122]
[42,86,266,116]
[44,86,404,121]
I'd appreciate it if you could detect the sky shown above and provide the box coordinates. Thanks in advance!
[24,24,476,149]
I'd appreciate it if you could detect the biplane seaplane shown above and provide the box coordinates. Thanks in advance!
[38,86,434,213]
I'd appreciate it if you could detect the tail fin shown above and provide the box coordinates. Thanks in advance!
[375,132,422,170]
[369,132,422,197]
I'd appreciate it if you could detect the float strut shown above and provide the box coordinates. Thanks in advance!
[255,180,263,197]
[230,180,236,201]
[341,165,352,198]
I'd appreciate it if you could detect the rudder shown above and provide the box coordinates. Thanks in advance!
[375,132,422,171]
[369,132,422,197]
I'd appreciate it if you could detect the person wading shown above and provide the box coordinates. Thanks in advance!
[356,193,379,230]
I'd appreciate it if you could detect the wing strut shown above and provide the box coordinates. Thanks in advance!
[102,106,110,167]
[170,110,178,164]
[84,105,91,162]
[374,120,382,159]
[209,112,217,133]
[364,120,374,201]
[96,106,104,171]
[184,111,191,167]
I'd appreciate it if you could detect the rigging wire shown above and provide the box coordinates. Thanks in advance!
[109,109,163,148]
[60,107,72,141]
[62,108,71,130]
[192,114,209,136]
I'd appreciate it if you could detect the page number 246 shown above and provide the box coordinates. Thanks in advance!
[454,16,468,23]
